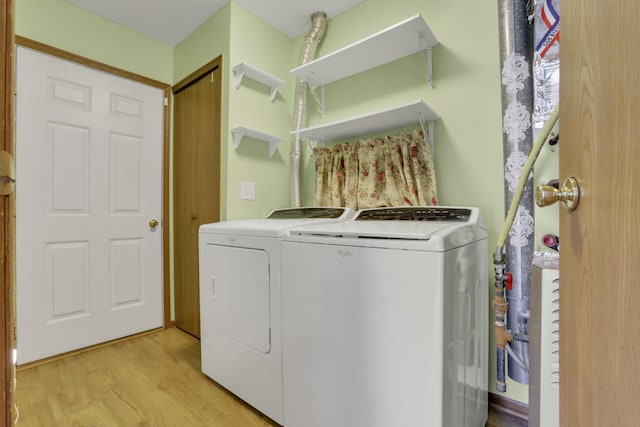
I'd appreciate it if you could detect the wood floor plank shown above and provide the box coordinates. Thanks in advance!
[15,327,524,426]
[15,328,279,426]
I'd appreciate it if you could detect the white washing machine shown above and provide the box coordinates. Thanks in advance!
[198,207,356,424]
[281,206,488,427]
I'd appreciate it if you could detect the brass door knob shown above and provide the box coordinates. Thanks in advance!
[535,177,580,211]
[148,219,159,229]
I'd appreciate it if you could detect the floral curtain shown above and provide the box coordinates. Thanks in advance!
[314,129,438,210]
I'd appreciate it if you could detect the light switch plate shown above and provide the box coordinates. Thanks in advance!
[240,181,256,200]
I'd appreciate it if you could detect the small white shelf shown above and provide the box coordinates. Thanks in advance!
[290,100,439,143]
[290,14,438,87]
[231,126,282,157]
[233,63,285,102]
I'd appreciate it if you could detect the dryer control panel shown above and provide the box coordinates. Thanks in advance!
[266,207,350,219]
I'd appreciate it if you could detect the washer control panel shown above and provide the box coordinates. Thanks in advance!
[355,207,471,222]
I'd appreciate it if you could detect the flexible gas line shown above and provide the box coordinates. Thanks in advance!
[496,103,559,249]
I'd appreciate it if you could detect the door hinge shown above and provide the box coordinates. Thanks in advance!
[0,150,15,196]
[164,97,169,107]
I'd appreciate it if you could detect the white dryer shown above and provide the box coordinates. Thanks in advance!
[198,207,356,424]
[281,206,488,427]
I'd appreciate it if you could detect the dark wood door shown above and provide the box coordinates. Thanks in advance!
[560,0,640,425]
[173,59,222,338]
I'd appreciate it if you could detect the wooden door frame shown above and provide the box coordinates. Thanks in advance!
[12,37,173,343]
[172,56,222,93]
[1,0,15,424]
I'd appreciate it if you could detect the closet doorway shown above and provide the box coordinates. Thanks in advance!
[173,57,222,338]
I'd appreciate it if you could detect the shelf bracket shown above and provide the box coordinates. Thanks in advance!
[307,138,326,154]
[418,33,434,88]
[309,84,325,118]
[418,112,435,153]
[233,70,244,90]
[232,128,245,151]
[268,86,279,102]
[427,46,433,88]
[428,120,435,153]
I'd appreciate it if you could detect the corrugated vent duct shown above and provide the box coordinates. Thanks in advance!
[290,11,327,207]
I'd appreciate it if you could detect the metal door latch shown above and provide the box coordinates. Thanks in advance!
[0,150,15,196]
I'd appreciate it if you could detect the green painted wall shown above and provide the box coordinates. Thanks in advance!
[173,3,231,222]
[226,2,294,219]
[173,3,230,84]
[15,0,173,83]
[13,0,562,406]
[173,2,294,221]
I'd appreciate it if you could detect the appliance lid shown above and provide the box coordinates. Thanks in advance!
[198,207,356,237]
[285,206,486,244]
[286,220,457,240]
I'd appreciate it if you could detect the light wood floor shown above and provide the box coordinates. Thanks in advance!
[15,327,525,426]
[15,328,279,426]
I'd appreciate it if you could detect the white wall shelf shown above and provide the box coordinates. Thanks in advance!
[231,126,282,157]
[233,62,285,102]
[289,14,438,87]
[290,100,439,145]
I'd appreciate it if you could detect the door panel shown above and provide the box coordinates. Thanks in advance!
[173,63,222,338]
[110,239,143,307]
[47,242,89,319]
[16,46,164,364]
[47,123,89,213]
[560,0,640,425]
[111,134,143,213]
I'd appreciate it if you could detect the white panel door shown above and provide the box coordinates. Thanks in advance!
[15,47,164,364]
